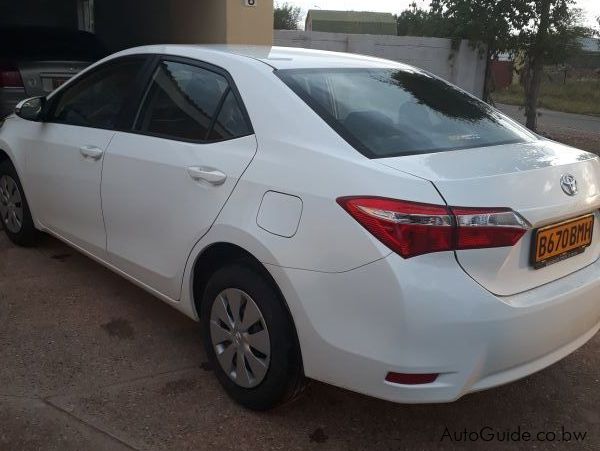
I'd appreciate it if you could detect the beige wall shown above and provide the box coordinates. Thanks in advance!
[96,0,273,52]
[225,0,274,45]
[166,0,227,44]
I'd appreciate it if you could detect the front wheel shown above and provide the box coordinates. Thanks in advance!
[0,160,38,246]
[201,262,305,410]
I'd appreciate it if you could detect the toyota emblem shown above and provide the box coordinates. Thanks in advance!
[560,174,578,196]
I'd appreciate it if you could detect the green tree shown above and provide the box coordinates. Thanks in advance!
[432,0,587,131]
[518,0,587,130]
[396,2,453,38]
[274,2,302,30]
[432,0,528,102]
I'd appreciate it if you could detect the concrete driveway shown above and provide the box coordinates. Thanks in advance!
[1,232,599,450]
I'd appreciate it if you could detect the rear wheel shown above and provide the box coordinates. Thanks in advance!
[0,160,38,246]
[201,262,305,410]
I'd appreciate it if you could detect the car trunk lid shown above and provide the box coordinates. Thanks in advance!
[379,139,600,296]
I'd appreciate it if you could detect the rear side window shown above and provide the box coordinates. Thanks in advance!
[136,60,250,142]
[277,68,536,158]
[208,91,251,140]
[50,58,143,129]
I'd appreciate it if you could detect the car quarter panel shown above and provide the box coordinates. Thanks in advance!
[204,54,447,271]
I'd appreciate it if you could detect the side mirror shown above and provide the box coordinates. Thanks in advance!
[15,96,46,121]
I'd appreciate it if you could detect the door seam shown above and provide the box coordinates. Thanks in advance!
[100,131,117,252]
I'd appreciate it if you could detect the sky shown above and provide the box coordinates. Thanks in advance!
[284,0,600,29]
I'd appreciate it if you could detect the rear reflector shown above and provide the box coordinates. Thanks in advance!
[0,63,24,88]
[337,197,529,258]
[385,372,438,385]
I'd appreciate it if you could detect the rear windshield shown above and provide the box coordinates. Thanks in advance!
[277,68,536,158]
[0,27,107,61]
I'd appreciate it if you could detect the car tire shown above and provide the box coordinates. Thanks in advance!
[0,160,39,246]
[201,262,306,410]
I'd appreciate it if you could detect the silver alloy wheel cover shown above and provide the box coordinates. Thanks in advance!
[210,288,271,388]
[0,175,24,234]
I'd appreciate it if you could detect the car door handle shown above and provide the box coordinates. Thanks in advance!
[79,145,104,161]
[187,166,227,185]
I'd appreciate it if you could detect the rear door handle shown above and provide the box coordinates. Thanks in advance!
[187,166,227,185]
[79,145,104,161]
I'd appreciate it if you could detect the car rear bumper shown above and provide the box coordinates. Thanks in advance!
[268,251,600,403]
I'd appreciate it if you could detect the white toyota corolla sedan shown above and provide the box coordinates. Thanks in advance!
[1,45,599,410]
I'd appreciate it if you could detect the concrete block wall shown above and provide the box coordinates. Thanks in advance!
[274,30,486,98]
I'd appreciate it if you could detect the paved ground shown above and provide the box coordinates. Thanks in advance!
[497,104,600,136]
[1,232,599,450]
[497,104,600,155]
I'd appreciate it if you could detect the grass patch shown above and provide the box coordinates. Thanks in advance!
[492,79,600,116]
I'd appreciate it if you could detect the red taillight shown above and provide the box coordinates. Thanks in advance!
[452,207,528,250]
[385,372,438,385]
[337,197,453,258]
[337,197,529,259]
[0,63,24,88]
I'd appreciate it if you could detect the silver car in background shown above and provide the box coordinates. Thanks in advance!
[0,26,106,118]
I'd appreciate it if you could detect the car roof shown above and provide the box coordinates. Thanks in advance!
[116,44,414,71]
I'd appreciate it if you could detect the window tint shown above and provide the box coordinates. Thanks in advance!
[136,61,230,141]
[208,90,251,140]
[278,68,537,158]
[51,59,143,129]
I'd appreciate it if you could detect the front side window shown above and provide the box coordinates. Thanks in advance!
[51,58,143,129]
[278,68,537,158]
[136,60,250,142]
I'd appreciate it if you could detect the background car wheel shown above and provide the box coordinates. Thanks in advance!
[201,262,305,410]
[0,160,39,246]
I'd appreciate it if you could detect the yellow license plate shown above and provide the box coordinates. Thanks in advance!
[531,214,594,269]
